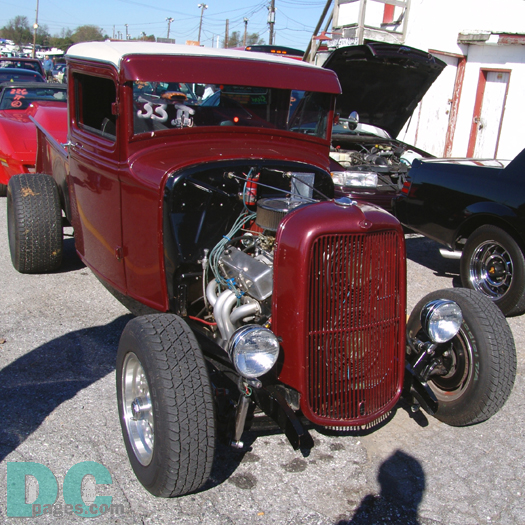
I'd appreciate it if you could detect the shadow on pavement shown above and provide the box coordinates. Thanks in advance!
[56,236,86,273]
[0,315,133,462]
[337,450,425,525]
[0,314,259,489]
[405,234,461,286]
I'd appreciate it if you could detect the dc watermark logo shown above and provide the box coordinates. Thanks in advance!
[7,461,124,518]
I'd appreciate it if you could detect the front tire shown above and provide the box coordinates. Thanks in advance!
[7,173,63,273]
[116,314,216,497]
[460,225,525,316]
[407,288,516,426]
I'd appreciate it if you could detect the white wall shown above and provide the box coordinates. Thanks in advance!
[336,0,525,53]
[334,0,525,159]
[450,45,525,159]
[393,0,525,158]
[404,0,525,54]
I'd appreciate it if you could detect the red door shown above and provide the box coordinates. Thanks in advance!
[467,69,510,158]
[68,71,126,292]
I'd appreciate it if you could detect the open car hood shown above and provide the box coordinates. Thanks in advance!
[322,43,446,137]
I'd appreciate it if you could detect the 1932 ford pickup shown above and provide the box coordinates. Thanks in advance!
[7,42,516,498]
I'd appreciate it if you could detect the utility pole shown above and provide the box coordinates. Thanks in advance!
[267,0,276,45]
[32,0,39,59]
[243,17,249,47]
[113,25,116,39]
[224,19,229,48]
[166,17,174,39]
[197,4,208,45]
[125,24,129,40]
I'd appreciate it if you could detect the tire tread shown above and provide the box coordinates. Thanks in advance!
[457,289,516,425]
[408,288,516,426]
[117,314,215,498]
[7,173,62,273]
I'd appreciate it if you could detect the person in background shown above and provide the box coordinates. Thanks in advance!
[43,55,53,81]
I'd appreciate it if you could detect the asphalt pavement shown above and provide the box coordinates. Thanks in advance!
[0,203,524,525]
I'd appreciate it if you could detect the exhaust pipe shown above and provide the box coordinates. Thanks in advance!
[439,248,462,260]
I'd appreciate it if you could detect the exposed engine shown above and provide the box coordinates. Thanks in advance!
[330,140,423,192]
[204,196,306,345]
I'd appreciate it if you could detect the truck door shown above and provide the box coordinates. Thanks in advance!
[68,71,125,292]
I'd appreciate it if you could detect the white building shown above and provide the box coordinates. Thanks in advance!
[328,0,525,159]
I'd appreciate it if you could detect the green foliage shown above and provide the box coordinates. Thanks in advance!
[48,29,74,52]
[35,24,51,47]
[0,17,105,51]
[71,25,105,43]
[0,16,32,45]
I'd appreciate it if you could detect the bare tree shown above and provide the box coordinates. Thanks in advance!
[226,31,264,48]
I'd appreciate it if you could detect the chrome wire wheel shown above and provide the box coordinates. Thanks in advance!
[121,352,154,466]
[468,240,513,300]
[429,327,473,403]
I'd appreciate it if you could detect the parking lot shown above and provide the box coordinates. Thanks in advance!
[0,204,524,525]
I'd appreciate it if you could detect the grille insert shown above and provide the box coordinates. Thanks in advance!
[307,231,402,423]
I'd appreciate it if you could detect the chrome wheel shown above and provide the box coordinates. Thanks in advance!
[468,240,512,300]
[429,327,473,403]
[117,315,216,496]
[121,352,154,466]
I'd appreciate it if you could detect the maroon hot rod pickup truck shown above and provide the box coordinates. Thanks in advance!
[7,42,516,498]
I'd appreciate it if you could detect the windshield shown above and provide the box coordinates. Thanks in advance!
[132,81,331,139]
[0,86,66,109]
[332,117,392,139]
[0,59,42,73]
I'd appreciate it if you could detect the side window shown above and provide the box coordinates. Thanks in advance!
[74,73,117,141]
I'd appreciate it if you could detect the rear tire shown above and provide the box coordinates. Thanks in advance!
[7,173,63,273]
[116,314,216,497]
[407,288,516,426]
[0,183,6,197]
[460,225,525,316]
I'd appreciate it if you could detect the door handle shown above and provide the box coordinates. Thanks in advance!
[61,141,82,148]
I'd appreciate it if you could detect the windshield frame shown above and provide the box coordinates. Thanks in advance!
[131,81,333,141]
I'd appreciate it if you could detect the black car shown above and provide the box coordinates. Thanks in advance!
[323,43,446,211]
[0,57,46,78]
[394,149,525,316]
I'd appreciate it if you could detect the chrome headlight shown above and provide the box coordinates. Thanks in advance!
[420,299,463,343]
[331,171,378,188]
[228,325,280,378]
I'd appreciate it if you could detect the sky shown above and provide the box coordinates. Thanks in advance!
[0,0,330,51]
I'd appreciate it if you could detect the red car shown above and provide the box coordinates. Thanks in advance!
[0,82,67,196]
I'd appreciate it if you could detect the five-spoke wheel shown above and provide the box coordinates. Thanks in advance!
[121,352,154,466]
